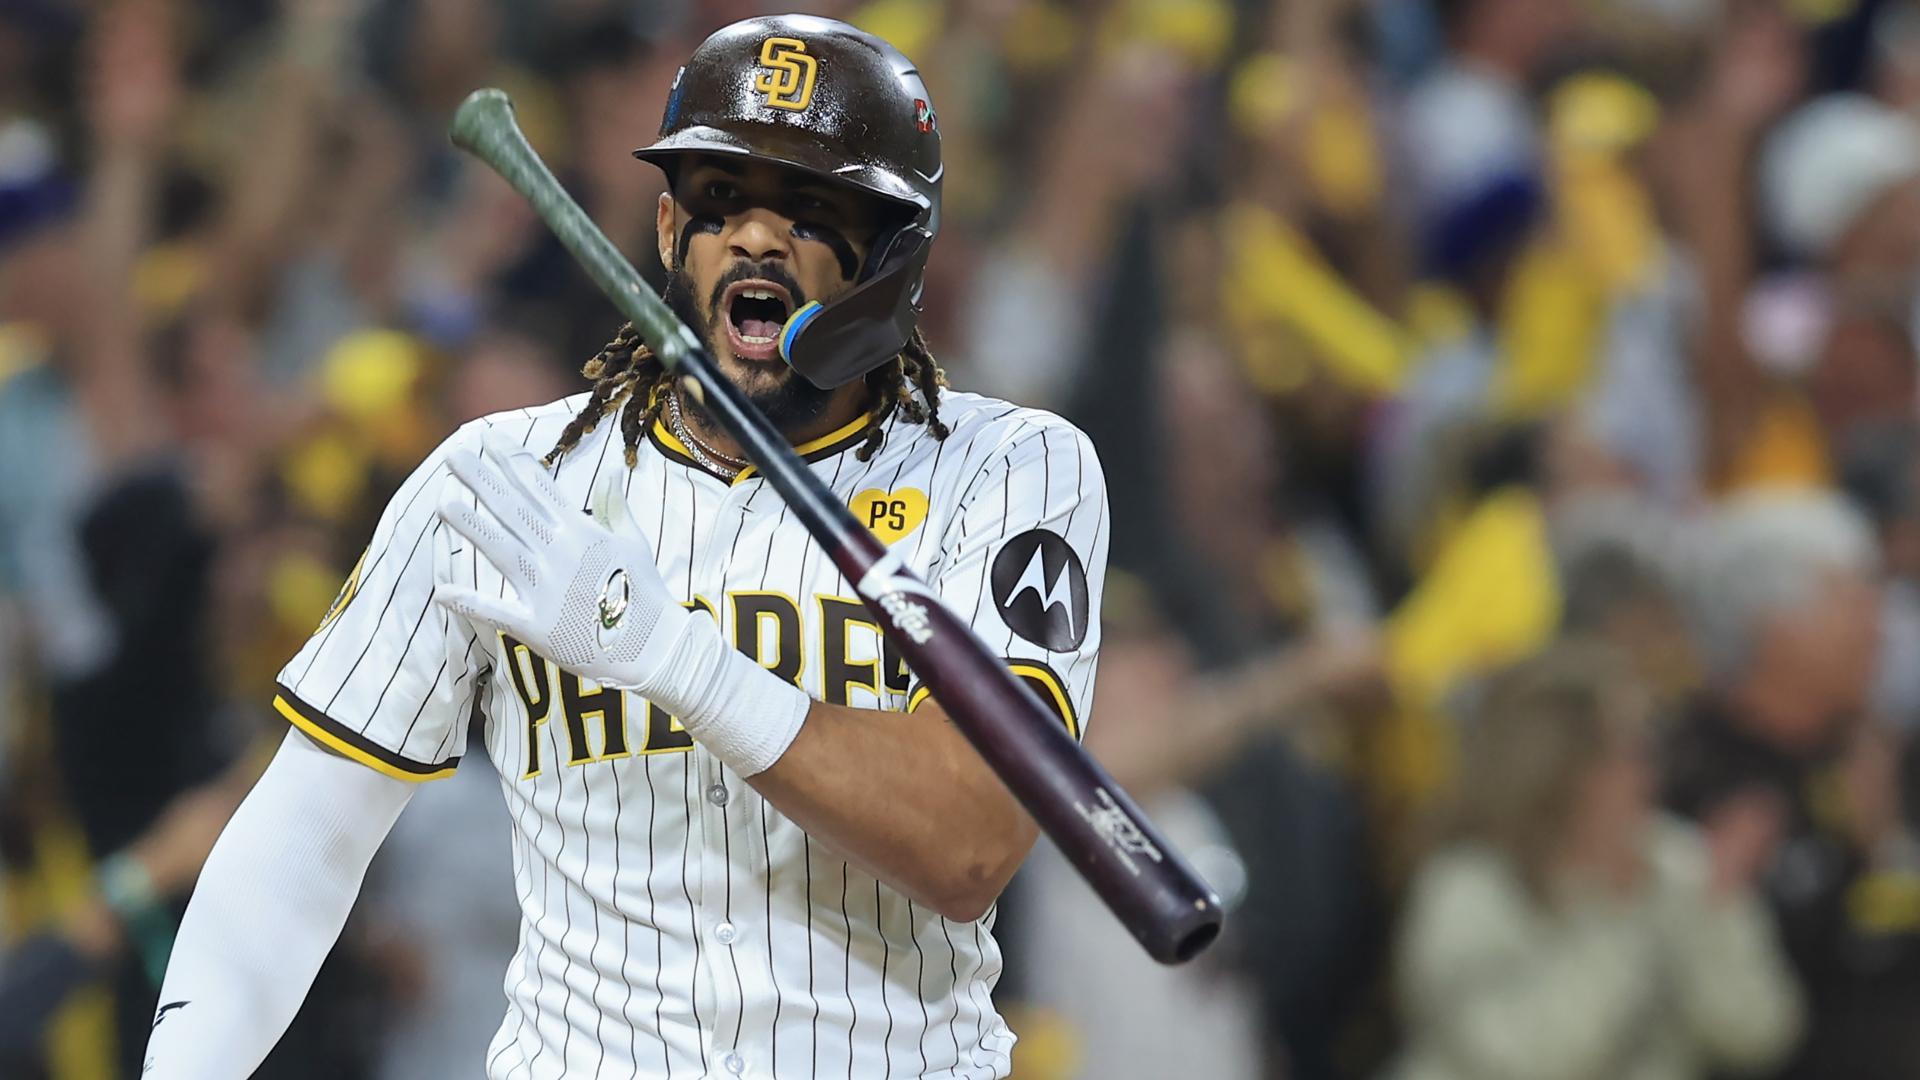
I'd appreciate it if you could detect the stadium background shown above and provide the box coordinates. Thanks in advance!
[5,0,1920,1077]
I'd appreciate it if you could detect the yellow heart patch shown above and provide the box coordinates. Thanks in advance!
[849,488,928,544]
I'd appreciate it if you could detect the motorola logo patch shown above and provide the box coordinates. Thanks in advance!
[991,529,1088,651]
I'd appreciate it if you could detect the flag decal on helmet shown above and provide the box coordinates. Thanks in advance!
[754,37,817,111]
[914,98,936,134]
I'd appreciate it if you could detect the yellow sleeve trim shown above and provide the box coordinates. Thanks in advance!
[905,659,1079,741]
[1009,661,1080,741]
[273,693,458,782]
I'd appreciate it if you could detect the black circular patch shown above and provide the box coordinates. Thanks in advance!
[991,529,1089,651]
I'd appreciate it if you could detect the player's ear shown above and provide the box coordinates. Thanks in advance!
[657,192,676,270]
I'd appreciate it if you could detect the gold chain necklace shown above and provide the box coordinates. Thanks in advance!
[667,391,750,475]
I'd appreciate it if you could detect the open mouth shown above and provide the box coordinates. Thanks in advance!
[722,279,794,362]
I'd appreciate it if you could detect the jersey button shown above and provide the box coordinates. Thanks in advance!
[723,1051,746,1075]
[707,782,729,806]
[714,921,737,945]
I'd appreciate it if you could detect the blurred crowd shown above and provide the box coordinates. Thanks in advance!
[7,0,1920,1077]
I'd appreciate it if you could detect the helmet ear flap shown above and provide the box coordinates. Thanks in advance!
[778,224,932,389]
[858,220,923,298]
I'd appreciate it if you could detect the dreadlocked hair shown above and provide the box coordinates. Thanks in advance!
[544,323,951,469]
[852,326,950,461]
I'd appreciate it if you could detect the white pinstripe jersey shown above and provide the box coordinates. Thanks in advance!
[272,389,1108,1079]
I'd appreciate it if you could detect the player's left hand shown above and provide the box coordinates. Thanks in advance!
[432,429,694,694]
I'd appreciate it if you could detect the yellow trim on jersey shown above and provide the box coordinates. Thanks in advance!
[273,691,459,782]
[905,659,1079,740]
[648,420,701,467]
[647,405,883,484]
[1010,660,1080,740]
[733,410,874,482]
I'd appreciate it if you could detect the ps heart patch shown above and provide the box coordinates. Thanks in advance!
[848,487,928,545]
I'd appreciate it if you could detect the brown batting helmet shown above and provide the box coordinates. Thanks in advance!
[635,14,942,389]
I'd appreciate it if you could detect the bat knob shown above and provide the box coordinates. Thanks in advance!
[450,88,517,154]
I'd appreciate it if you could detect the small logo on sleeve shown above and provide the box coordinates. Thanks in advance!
[990,529,1088,651]
[317,549,367,632]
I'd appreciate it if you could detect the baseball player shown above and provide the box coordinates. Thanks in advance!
[144,14,1107,1080]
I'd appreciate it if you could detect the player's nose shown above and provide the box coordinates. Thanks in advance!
[728,208,792,263]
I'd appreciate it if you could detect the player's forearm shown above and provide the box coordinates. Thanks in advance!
[749,699,1033,922]
[143,731,412,1078]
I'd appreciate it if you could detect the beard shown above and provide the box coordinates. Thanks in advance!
[662,259,834,435]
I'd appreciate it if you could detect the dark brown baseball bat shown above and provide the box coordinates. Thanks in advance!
[449,88,1223,964]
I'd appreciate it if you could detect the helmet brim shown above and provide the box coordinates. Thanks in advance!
[634,124,933,218]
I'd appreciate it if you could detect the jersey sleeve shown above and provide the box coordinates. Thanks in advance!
[908,419,1108,740]
[273,428,484,781]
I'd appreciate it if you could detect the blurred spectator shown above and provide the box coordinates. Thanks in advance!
[1013,585,1385,1080]
[1549,490,1699,703]
[1402,0,1569,287]
[1,2,431,1072]
[1665,487,1920,1078]
[1841,421,1920,732]
[0,771,240,1073]
[1761,92,1920,450]
[362,737,519,1080]
[1014,787,1263,1080]
[1394,641,1802,1080]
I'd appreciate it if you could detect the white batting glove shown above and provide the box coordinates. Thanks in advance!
[432,430,811,775]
